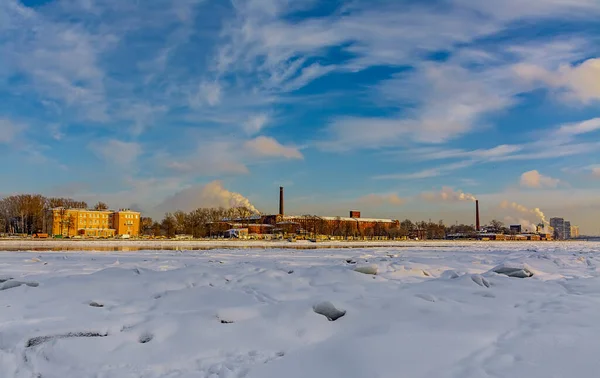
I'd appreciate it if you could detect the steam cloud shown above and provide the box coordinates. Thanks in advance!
[156,180,260,214]
[504,216,537,233]
[202,181,260,214]
[421,187,477,202]
[500,200,548,225]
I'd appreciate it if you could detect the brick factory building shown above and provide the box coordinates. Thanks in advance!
[45,208,141,238]
[215,187,400,238]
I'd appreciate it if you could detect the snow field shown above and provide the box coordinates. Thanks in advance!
[1,242,600,377]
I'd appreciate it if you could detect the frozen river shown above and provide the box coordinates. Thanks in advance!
[1,242,600,377]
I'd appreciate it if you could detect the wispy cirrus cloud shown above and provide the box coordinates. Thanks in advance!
[90,139,141,168]
[0,118,25,143]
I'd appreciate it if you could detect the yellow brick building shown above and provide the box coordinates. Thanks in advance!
[47,208,141,238]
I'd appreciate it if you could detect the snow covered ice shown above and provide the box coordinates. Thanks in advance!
[2,242,600,377]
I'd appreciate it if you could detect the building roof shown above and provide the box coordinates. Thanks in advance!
[283,215,396,223]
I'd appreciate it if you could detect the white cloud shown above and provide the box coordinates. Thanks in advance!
[514,58,600,103]
[554,118,600,138]
[0,0,112,121]
[195,81,222,107]
[155,180,260,213]
[90,140,141,167]
[164,140,250,176]
[0,118,24,143]
[356,193,405,206]
[243,114,270,135]
[121,103,168,136]
[320,61,514,150]
[520,170,561,188]
[420,187,477,202]
[375,160,475,180]
[244,136,303,159]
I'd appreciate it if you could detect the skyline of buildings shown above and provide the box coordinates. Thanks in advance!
[549,217,580,240]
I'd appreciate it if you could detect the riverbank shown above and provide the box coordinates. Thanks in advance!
[0,238,577,251]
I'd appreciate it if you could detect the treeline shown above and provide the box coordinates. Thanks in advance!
[140,207,256,238]
[1,193,508,239]
[143,210,477,240]
[0,194,107,234]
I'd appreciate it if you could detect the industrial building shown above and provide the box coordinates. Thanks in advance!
[217,187,400,239]
[45,208,141,238]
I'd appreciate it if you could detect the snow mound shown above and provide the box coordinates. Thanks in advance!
[441,270,461,279]
[353,264,378,275]
[492,263,534,278]
[313,301,346,321]
[471,274,490,288]
[0,280,39,291]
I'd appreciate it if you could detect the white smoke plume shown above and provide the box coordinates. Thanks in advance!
[500,200,548,225]
[421,187,477,202]
[156,181,260,214]
[504,216,537,233]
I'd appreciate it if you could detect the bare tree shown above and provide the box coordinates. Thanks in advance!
[94,202,109,211]
[161,213,176,238]
[140,217,154,235]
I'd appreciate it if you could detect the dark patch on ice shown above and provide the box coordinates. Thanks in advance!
[138,333,153,344]
[132,268,141,275]
[220,319,234,324]
[89,301,104,308]
[0,277,13,283]
[313,301,346,321]
[287,270,294,274]
[26,332,108,348]
[345,259,357,264]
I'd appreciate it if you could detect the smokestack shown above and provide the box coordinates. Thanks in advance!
[475,200,480,231]
[279,187,284,216]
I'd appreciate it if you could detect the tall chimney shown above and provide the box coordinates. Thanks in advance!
[475,200,480,231]
[279,187,284,216]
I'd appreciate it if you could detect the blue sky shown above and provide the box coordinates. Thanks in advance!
[1,0,600,234]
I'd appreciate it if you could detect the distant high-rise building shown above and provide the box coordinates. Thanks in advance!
[571,225,580,238]
[550,217,565,240]
[564,221,571,239]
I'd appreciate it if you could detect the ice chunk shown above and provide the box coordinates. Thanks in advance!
[471,274,490,288]
[441,270,460,279]
[492,263,534,278]
[354,264,378,275]
[0,280,39,291]
[313,301,346,321]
